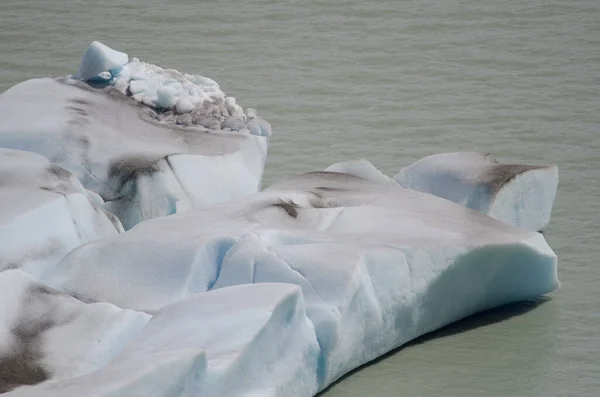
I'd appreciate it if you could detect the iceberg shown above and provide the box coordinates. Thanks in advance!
[0,77,269,229]
[394,152,559,231]
[0,149,121,278]
[0,42,560,397]
[40,171,557,393]
[0,270,149,393]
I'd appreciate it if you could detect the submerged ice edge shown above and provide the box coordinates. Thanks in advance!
[73,41,270,136]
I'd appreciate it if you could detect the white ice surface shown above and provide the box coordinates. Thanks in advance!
[0,149,122,278]
[394,152,558,231]
[0,78,269,229]
[325,159,397,185]
[0,270,150,393]
[5,283,319,397]
[74,41,129,81]
[40,171,558,393]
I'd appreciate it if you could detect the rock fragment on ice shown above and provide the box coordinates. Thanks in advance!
[0,149,122,278]
[74,41,129,82]
[394,152,558,231]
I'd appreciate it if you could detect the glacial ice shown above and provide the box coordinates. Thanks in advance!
[0,77,269,229]
[0,149,122,278]
[39,171,557,393]
[5,283,319,397]
[0,270,150,393]
[0,41,560,397]
[394,152,559,231]
[324,159,397,185]
[72,41,271,137]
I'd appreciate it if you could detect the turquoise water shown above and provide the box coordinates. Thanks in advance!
[1,1,599,395]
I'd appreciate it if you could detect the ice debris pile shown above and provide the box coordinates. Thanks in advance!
[0,42,560,397]
[75,41,270,135]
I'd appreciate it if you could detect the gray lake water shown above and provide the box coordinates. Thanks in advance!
[1,1,599,395]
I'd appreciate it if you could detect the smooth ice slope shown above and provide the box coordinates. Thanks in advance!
[44,171,558,392]
[5,283,319,397]
[394,152,558,231]
[0,270,150,393]
[0,149,122,278]
[0,78,269,229]
[324,159,397,185]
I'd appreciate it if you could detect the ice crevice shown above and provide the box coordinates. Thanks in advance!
[164,155,192,205]
[319,206,345,232]
[59,143,117,200]
[357,253,385,324]
[263,243,329,309]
